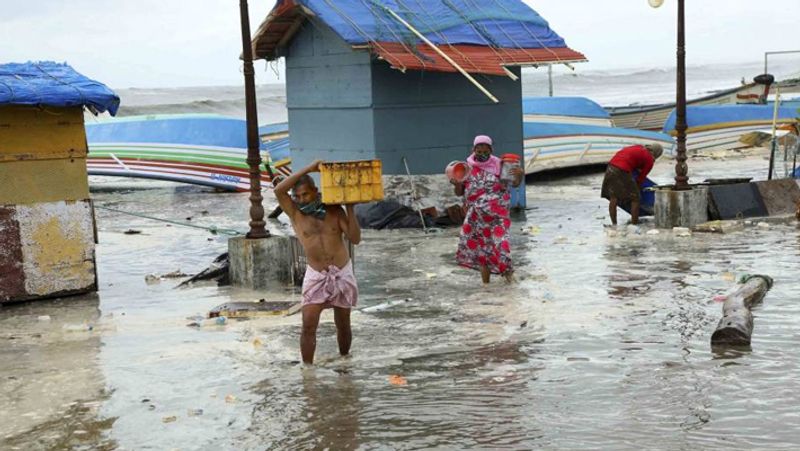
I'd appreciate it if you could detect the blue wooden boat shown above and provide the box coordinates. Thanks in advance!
[522,97,676,174]
[86,115,290,191]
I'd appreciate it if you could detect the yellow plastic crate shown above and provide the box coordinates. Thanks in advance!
[319,159,384,204]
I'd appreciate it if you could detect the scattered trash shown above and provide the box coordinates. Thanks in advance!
[522,225,541,235]
[252,337,263,348]
[200,210,209,215]
[720,272,736,282]
[673,227,691,237]
[208,300,296,318]
[360,298,412,313]
[627,225,642,235]
[146,270,191,284]
[520,321,528,328]
[646,229,660,235]
[186,316,227,328]
[162,416,177,423]
[62,323,93,333]
[225,394,237,404]
[554,235,568,244]
[123,229,142,235]
[693,220,744,234]
[178,252,230,287]
[187,409,204,417]
[757,222,770,229]
[388,375,408,386]
[37,315,51,322]
[425,272,437,279]
[713,295,728,302]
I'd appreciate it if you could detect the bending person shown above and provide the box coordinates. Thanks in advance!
[601,143,663,225]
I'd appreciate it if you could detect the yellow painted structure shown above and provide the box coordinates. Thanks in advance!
[320,160,384,204]
[0,105,97,303]
[0,105,89,205]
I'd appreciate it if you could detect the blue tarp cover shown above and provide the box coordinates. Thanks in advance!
[523,97,609,118]
[663,105,799,133]
[296,0,567,49]
[86,115,266,150]
[524,121,674,142]
[0,61,119,115]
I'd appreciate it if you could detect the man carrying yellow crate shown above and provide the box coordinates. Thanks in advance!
[274,160,361,365]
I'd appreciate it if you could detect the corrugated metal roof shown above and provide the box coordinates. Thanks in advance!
[371,42,586,76]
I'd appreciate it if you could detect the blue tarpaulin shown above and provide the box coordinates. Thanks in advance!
[0,61,119,115]
[523,97,610,119]
[663,105,799,133]
[295,0,567,48]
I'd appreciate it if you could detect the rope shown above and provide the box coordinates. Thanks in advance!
[34,62,88,108]
[488,0,566,66]
[401,0,483,74]
[95,205,243,236]
[363,0,428,70]
[462,0,552,66]
[320,0,409,72]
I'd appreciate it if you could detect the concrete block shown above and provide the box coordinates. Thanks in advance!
[228,236,306,290]
[754,179,800,216]
[0,199,97,303]
[655,187,709,229]
[707,183,768,220]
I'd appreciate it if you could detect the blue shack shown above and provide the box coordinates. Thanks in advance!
[251,0,585,207]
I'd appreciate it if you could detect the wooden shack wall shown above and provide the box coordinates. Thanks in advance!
[0,105,97,303]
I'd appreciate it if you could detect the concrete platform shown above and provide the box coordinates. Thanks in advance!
[228,235,306,289]
[655,187,709,229]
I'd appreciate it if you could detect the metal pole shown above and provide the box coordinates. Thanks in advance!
[673,0,690,190]
[767,88,781,180]
[548,65,554,97]
[239,0,269,238]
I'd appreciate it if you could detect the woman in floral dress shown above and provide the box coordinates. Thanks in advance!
[453,135,523,284]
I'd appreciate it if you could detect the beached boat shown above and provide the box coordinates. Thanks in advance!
[662,105,799,154]
[607,82,768,131]
[85,115,291,191]
[522,97,676,174]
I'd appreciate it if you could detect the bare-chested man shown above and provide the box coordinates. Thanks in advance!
[274,160,361,365]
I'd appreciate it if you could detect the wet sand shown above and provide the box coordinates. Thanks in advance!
[1,155,799,450]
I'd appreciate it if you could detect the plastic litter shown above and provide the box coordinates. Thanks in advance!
[162,416,177,423]
[37,315,51,322]
[673,227,692,237]
[389,375,408,386]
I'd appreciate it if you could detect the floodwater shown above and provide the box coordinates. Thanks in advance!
[2,156,799,450]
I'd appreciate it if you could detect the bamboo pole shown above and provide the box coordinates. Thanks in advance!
[711,275,773,346]
[374,2,500,103]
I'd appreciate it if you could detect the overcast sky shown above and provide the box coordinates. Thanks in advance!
[2,0,798,88]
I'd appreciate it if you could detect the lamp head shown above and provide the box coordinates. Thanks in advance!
[649,0,664,7]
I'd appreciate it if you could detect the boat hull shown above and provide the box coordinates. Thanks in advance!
[523,123,675,174]
[608,83,767,131]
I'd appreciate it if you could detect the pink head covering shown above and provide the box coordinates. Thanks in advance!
[473,135,493,147]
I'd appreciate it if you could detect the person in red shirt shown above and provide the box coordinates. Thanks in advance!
[601,143,663,225]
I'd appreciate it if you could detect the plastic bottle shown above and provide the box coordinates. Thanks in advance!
[500,154,522,182]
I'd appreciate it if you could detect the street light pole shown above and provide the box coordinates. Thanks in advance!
[239,0,270,238]
[673,0,690,190]
[649,0,690,190]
